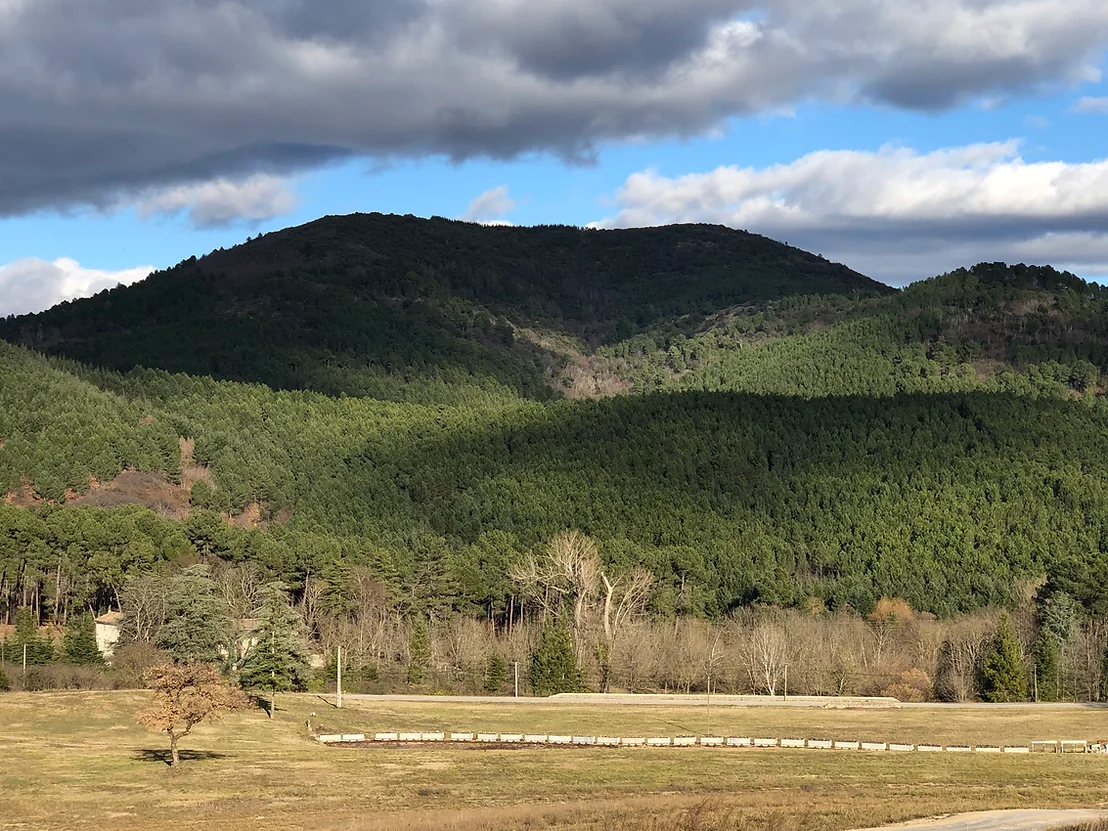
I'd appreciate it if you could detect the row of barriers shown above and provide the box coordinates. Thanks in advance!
[317,732,1104,753]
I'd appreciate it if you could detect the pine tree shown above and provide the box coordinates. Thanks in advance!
[157,566,230,664]
[62,612,103,666]
[484,653,507,693]
[12,608,53,664]
[982,614,1028,702]
[530,623,583,696]
[1034,635,1061,702]
[407,619,430,686]
[238,583,311,716]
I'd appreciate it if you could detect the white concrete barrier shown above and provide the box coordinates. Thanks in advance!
[524,734,548,744]
[476,733,499,743]
[420,732,444,742]
[621,737,646,746]
[754,737,778,747]
[548,735,572,745]
[674,736,697,747]
[318,734,343,743]
[500,733,523,743]
[572,736,596,745]
[807,739,832,749]
[1004,746,1031,754]
[780,739,805,749]
[597,736,621,746]
[918,744,942,752]
[398,732,422,742]
[647,737,672,747]
[888,743,915,752]
[834,740,860,750]
[861,742,887,751]
[450,732,474,742]
[945,746,971,753]
[342,733,366,743]
[727,737,752,747]
[700,737,725,746]
[374,732,399,742]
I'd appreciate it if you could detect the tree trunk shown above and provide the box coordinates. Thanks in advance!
[169,732,180,767]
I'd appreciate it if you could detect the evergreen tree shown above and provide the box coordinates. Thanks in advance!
[156,566,230,664]
[12,608,53,664]
[484,653,507,693]
[0,664,9,691]
[1034,636,1060,702]
[238,583,311,715]
[530,623,582,696]
[406,619,430,686]
[62,612,103,666]
[982,614,1028,702]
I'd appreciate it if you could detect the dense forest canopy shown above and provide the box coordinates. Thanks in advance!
[3,216,1108,644]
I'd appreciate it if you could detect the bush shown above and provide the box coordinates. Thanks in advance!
[22,664,111,691]
[0,664,9,691]
[110,642,171,689]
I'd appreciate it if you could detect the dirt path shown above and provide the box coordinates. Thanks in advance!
[850,810,1107,831]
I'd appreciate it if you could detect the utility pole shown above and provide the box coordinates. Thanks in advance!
[783,664,788,701]
[513,661,519,697]
[23,644,27,684]
[336,645,343,709]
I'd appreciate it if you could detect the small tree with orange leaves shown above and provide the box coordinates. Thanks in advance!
[137,663,248,766]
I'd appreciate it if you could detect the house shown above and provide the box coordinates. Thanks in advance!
[95,611,125,659]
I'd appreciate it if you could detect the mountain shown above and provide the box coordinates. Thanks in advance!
[3,216,1108,623]
[0,214,888,403]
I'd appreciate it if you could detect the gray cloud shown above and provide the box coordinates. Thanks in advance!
[590,141,1108,284]
[460,186,516,224]
[2,0,1108,215]
[135,174,298,229]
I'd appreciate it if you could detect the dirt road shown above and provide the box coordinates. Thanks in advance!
[850,810,1107,831]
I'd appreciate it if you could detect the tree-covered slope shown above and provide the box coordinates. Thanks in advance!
[0,215,886,401]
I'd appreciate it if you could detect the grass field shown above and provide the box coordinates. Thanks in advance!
[1,692,1107,831]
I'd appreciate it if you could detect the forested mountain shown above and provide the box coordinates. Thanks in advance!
[3,215,1108,647]
[0,215,886,402]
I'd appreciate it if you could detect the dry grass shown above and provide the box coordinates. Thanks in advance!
[1,692,1106,831]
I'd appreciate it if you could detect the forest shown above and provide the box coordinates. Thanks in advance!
[3,217,1108,700]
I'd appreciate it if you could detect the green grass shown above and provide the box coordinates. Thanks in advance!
[1,692,1106,831]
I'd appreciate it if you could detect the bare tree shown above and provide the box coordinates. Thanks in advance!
[509,531,600,650]
[597,567,654,692]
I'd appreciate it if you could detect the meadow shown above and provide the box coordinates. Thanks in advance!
[2,692,1107,831]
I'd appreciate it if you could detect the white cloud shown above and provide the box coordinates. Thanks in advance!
[590,141,1108,284]
[1071,96,1108,113]
[134,174,298,229]
[2,0,1108,214]
[0,258,154,317]
[460,186,516,224]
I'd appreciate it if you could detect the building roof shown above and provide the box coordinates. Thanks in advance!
[95,611,126,626]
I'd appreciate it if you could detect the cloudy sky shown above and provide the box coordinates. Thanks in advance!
[2,0,1108,315]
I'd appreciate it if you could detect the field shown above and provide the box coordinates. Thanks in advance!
[1,692,1107,831]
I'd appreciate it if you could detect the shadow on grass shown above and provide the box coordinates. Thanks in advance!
[133,749,230,766]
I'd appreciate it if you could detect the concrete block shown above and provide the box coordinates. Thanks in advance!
[449,732,474,742]
[945,746,971,753]
[888,743,915,752]
[420,732,445,742]
[833,740,860,750]
[754,737,778,747]
[861,742,887,751]
[596,736,620,746]
[374,732,399,742]
[975,746,1002,753]
[727,737,752,747]
[572,735,596,745]
[700,737,725,746]
[398,732,422,742]
[341,733,366,743]
[524,734,548,744]
[780,739,805,748]
[500,733,523,743]
[476,733,499,743]
[807,739,833,749]
[673,736,697,747]
[647,737,672,747]
[621,737,646,746]
[548,735,572,745]
[1003,746,1031,753]
[917,744,942,752]
[318,734,343,743]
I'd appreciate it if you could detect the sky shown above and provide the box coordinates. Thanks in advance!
[2,0,1108,317]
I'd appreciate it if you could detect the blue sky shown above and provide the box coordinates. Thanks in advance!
[3,0,1108,315]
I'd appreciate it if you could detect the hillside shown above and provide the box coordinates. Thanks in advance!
[0,215,887,402]
[3,218,1108,628]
